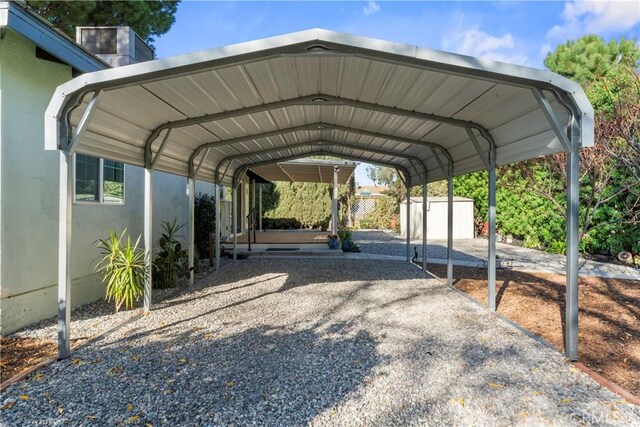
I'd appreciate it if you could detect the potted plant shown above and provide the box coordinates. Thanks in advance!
[338,227,354,252]
[327,234,339,249]
[95,229,148,312]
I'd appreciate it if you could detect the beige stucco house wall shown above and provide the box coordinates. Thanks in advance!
[0,25,219,334]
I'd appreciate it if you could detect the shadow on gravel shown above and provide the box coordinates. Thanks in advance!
[25,325,382,426]
[125,259,430,340]
[156,274,290,309]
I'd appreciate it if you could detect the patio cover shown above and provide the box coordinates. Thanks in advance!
[45,28,592,361]
[250,159,357,184]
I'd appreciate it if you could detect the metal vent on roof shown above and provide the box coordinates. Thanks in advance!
[79,28,117,55]
[134,35,154,62]
[76,27,153,66]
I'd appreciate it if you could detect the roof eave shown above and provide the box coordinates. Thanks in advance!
[0,1,108,74]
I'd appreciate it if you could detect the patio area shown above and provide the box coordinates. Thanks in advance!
[235,230,329,245]
[2,258,638,425]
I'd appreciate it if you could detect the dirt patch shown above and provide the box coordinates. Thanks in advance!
[429,265,640,397]
[0,337,58,382]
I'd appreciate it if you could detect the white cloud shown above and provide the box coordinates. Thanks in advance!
[547,0,640,41]
[442,25,530,65]
[363,1,380,17]
[537,43,554,64]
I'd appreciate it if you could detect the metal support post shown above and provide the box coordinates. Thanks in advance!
[332,166,339,234]
[143,168,153,312]
[232,185,237,261]
[406,185,411,262]
[252,179,256,242]
[215,183,221,270]
[488,162,497,311]
[57,151,73,359]
[247,179,252,251]
[447,174,453,286]
[422,181,428,271]
[258,183,263,231]
[566,135,580,360]
[188,178,195,286]
[252,179,256,209]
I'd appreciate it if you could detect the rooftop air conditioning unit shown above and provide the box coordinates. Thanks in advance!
[76,26,154,67]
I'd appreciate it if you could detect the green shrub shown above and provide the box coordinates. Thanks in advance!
[454,170,566,252]
[357,197,399,230]
[546,240,567,255]
[153,219,188,289]
[264,182,332,228]
[95,229,147,312]
[262,217,303,229]
[338,226,353,243]
[195,193,216,259]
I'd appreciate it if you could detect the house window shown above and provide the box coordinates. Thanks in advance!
[103,160,125,203]
[74,154,125,204]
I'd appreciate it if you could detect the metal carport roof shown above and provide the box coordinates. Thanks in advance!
[45,28,593,188]
[46,28,591,362]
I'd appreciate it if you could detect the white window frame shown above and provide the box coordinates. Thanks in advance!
[73,154,126,205]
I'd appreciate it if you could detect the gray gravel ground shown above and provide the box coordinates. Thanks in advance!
[355,230,640,279]
[354,230,481,262]
[10,259,231,342]
[2,258,638,426]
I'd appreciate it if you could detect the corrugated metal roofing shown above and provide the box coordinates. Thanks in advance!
[45,29,593,187]
[250,159,356,184]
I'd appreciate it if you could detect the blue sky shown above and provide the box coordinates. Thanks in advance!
[154,0,640,186]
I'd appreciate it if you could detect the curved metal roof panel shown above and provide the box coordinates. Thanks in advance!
[45,28,593,187]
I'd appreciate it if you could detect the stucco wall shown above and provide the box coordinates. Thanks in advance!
[0,29,73,334]
[0,30,217,334]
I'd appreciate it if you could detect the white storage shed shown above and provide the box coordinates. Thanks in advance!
[400,197,474,240]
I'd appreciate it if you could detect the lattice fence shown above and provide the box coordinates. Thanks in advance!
[351,198,377,221]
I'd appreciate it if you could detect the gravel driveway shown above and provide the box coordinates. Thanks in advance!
[2,258,638,426]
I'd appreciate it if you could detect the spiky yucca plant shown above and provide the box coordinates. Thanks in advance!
[95,229,148,312]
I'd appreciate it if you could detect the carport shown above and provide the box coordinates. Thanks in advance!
[44,29,593,361]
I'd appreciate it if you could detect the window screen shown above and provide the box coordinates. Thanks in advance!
[75,154,99,201]
[74,155,125,204]
[103,160,125,204]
